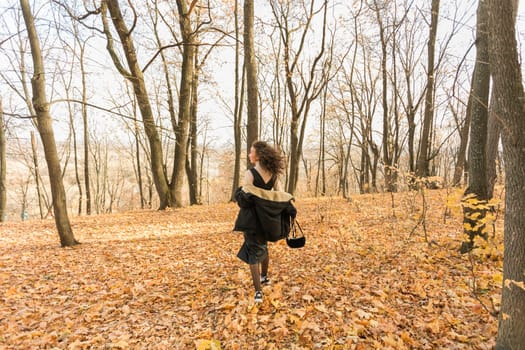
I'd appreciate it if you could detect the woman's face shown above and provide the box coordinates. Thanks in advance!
[249,146,259,165]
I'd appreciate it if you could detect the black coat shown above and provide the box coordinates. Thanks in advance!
[233,184,297,242]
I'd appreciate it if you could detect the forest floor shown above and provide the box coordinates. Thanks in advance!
[0,187,503,349]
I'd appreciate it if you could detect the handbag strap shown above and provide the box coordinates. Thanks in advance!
[290,218,304,238]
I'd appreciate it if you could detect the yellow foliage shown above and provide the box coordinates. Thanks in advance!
[493,273,503,285]
[196,339,221,350]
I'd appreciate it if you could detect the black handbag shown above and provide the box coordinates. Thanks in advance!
[287,219,305,248]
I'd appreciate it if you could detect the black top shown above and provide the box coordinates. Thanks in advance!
[250,168,275,190]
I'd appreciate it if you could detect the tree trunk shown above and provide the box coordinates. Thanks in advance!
[452,89,472,187]
[102,0,171,209]
[30,131,44,219]
[390,25,401,191]
[486,2,517,198]
[134,112,145,209]
[79,39,91,215]
[466,0,490,199]
[244,0,258,166]
[486,92,501,198]
[375,2,392,192]
[461,0,490,252]
[315,85,327,196]
[20,0,78,246]
[487,0,525,347]
[170,0,196,208]
[231,0,244,201]
[186,43,201,206]
[186,62,202,205]
[150,2,180,207]
[0,97,6,222]
[287,80,300,194]
[417,0,440,179]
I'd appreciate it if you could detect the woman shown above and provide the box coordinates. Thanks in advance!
[234,141,290,303]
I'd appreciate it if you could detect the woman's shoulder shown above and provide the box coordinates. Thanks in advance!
[243,168,255,185]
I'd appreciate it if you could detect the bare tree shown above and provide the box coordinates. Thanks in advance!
[486,90,502,198]
[461,0,490,253]
[450,78,470,187]
[244,0,258,164]
[186,46,201,205]
[100,0,172,208]
[90,133,108,214]
[185,8,226,206]
[328,2,363,197]
[331,71,357,197]
[315,83,328,196]
[169,0,198,207]
[132,99,147,209]
[73,23,93,215]
[351,46,381,194]
[486,2,518,198]
[0,97,6,222]
[487,0,525,347]
[56,29,86,216]
[270,0,330,194]
[371,0,397,192]
[1,9,50,219]
[230,0,245,201]
[30,131,47,218]
[115,88,150,209]
[20,0,78,246]
[416,0,440,179]
[396,8,426,176]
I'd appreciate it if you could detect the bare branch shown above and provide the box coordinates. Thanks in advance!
[51,0,104,34]
[142,41,184,73]
[100,1,132,79]
[126,0,138,35]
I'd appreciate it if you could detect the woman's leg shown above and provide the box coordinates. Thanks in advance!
[249,263,262,291]
[261,254,269,277]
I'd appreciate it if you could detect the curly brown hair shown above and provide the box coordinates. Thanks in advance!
[252,140,285,176]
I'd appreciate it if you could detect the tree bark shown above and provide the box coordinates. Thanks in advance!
[244,0,258,166]
[20,0,78,246]
[186,50,201,205]
[486,1,517,198]
[416,0,440,179]
[487,0,525,347]
[79,37,91,215]
[466,0,490,199]
[134,110,145,209]
[373,0,394,191]
[461,0,490,252]
[0,97,6,222]
[170,0,196,208]
[315,85,327,196]
[231,0,244,201]
[486,91,501,198]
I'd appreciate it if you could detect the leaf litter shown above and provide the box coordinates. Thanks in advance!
[0,189,502,349]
